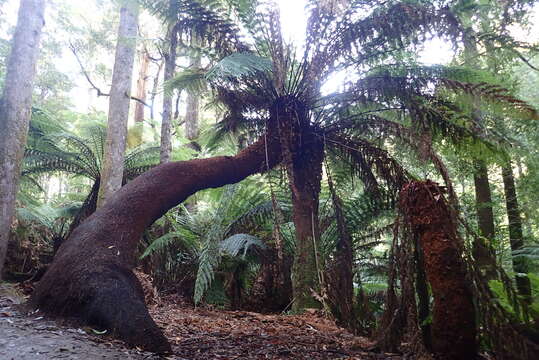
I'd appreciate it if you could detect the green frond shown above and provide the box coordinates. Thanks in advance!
[140,230,199,259]
[22,149,95,179]
[206,52,272,81]
[220,233,267,258]
[194,184,238,304]
[166,68,208,95]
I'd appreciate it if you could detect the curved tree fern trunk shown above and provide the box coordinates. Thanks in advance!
[400,181,476,360]
[31,126,281,353]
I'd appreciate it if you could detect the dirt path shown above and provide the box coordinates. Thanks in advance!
[0,284,158,360]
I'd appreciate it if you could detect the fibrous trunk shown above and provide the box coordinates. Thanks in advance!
[97,4,139,207]
[275,97,324,310]
[326,173,357,332]
[473,160,498,280]
[502,162,531,303]
[31,125,281,353]
[400,181,476,360]
[0,0,45,279]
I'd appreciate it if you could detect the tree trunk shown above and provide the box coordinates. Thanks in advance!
[414,235,432,351]
[185,50,201,149]
[275,97,324,310]
[97,3,139,207]
[31,124,281,352]
[326,172,356,332]
[502,162,531,303]
[132,47,150,146]
[473,160,498,280]
[462,23,499,281]
[160,20,178,164]
[400,181,477,360]
[0,0,45,279]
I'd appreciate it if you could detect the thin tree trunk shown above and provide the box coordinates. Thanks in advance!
[473,160,498,280]
[31,123,281,352]
[502,162,531,303]
[160,20,178,164]
[132,47,150,146]
[97,3,139,207]
[462,24,499,280]
[400,181,477,360]
[326,171,356,332]
[185,50,201,148]
[0,0,45,279]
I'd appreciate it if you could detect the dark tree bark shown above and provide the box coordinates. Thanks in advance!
[461,23,499,281]
[326,172,357,332]
[414,235,432,351]
[275,97,324,310]
[502,162,531,303]
[0,0,45,279]
[31,124,281,353]
[400,181,477,360]
[473,160,499,280]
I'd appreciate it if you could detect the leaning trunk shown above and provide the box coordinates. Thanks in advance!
[97,3,139,207]
[502,162,531,303]
[31,124,281,352]
[0,0,45,279]
[400,181,476,360]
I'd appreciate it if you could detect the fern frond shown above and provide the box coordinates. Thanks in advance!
[220,233,267,258]
[206,52,272,81]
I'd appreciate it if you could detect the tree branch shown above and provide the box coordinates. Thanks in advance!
[69,42,152,107]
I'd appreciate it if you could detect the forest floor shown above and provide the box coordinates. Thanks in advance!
[1,282,403,359]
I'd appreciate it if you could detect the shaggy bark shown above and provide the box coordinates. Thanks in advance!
[0,0,45,279]
[276,97,324,310]
[400,181,477,360]
[31,125,281,352]
[502,162,531,303]
[98,3,139,207]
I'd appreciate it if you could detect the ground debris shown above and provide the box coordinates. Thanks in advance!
[150,294,400,359]
[2,285,401,359]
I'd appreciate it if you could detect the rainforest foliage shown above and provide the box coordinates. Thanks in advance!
[1,0,539,359]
